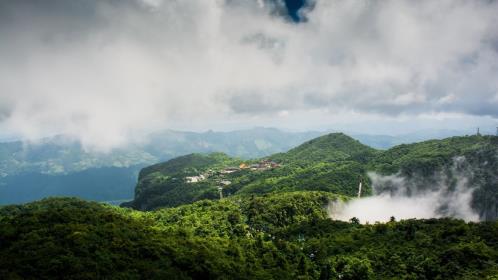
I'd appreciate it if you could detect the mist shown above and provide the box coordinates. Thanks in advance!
[329,157,480,223]
[0,0,497,150]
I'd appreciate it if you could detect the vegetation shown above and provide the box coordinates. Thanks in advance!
[271,133,378,164]
[124,153,242,210]
[127,134,498,221]
[1,196,498,279]
[369,135,498,176]
[126,134,379,210]
[2,134,498,278]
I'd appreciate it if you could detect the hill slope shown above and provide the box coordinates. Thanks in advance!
[369,135,498,220]
[2,197,498,279]
[272,133,378,164]
[123,153,242,210]
[125,133,376,210]
[126,134,498,220]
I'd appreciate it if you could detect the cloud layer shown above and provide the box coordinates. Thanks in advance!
[330,157,480,223]
[1,0,497,149]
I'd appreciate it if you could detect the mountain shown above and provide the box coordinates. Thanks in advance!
[1,128,495,206]
[124,133,377,210]
[144,127,323,160]
[125,133,498,220]
[0,128,323,204]
[271,133,378,164]
[2,196,498,279]
[351,128,492,150]
[0,128,323,177]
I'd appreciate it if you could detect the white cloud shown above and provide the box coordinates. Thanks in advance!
[0,0,497,149]
[329,158,480,223]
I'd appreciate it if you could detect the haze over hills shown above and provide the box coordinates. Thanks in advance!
[0,128,324,176]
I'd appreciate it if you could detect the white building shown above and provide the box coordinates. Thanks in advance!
[185,174,206,183]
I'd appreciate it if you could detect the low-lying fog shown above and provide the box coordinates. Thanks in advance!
[329,157,480,223]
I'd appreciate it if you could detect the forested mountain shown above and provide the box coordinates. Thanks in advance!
[1,128,482,205]
[2,196,498,279]
[125,133,498,220]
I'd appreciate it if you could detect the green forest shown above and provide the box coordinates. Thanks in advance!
[1,133,498,279]
[125,133,498,220]
[1,194,498,279]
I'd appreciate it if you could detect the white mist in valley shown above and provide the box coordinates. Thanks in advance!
[329,157,480,223]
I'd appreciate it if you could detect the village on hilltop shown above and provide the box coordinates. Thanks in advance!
[185,159,281,185]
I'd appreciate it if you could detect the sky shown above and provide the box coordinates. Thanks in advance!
[0,0,497,150]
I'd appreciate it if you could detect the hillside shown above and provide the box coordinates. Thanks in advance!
[1,128,479,205]
[126,134,498,220]
[123,153,243,210]
[370,135,498,175]
[125,133,376,210]
[369,135,498,220]
[271,133,378,164]
[2,196,498,279]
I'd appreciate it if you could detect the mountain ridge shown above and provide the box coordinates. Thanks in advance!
[125,133,498,220]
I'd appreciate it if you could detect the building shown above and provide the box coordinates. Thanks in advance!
[239,163,249,169]
[185,174,206,183]
[221,167,240,174]
[220,180,231,186]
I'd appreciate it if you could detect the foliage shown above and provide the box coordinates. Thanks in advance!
[1,196,498,279]
[271,133,378,165]
[129,134,498,220]
[369,135,498,176]
[124,153,241,210]
[129,133,377,210]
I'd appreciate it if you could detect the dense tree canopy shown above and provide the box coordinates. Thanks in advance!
[2,133,498,279]
[1,196,498,279]
[126,134,498,221]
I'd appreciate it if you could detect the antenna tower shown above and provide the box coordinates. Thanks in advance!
[218,186,223,199]
[357,180,363,198]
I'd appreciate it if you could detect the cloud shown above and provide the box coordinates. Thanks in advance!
[0,0,497,149]
[329,157,480,223]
